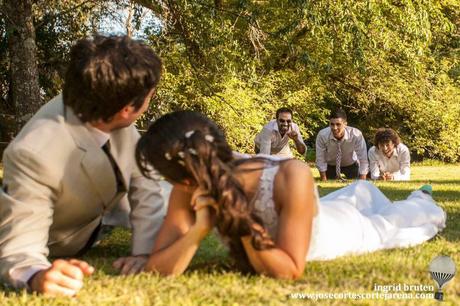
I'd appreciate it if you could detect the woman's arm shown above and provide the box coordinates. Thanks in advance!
[241,160,316,279]
[144,185,211,276]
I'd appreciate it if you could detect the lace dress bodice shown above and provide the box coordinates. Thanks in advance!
[251,164,280,238]
[250,162,321,256]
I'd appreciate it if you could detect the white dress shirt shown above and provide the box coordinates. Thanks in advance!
[254,119,306,158]
[368,143,411,180]
[10,125,110,288]
[315,126,368,175]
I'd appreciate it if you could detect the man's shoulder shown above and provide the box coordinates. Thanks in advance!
[19,95,65,129]
[256,120,276,139]
[6,95,72,156]
[368,146,378,155]
[263,119,277,130]
[317,127,331,137]
[347,126,364,137]
[111,124,140,146]
[397,143,410,153]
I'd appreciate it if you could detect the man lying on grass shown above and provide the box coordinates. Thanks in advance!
[0,36,165,296]
[134,111,446,279]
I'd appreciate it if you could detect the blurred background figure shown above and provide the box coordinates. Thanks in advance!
[316,109,368,181]
[368,128,410,181]
[254,107,306,158]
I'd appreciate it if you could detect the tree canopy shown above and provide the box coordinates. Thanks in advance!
[1,0,459,161]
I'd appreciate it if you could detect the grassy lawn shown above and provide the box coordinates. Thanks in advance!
[1,163,459,305]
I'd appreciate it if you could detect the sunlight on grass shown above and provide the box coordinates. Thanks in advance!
[1,164,459,305]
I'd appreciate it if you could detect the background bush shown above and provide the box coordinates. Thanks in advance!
[1,0,459,161]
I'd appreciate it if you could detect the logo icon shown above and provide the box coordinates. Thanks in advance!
[428,255,456,301]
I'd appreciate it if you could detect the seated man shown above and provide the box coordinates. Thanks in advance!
[0,36,166,296]
[316,109,368,181]
[254,107,306,158]
[368,128,410,181]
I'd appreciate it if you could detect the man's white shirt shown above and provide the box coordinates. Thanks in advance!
[315,126,368,175]
[368,143,411,180]
[254,119,305,158]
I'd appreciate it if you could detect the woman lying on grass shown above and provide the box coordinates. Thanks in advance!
[134,111,446,279]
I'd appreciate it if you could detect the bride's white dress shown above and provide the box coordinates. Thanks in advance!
[250,162,446,261]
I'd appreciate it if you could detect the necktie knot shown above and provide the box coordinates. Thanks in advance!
[102,140,111,153]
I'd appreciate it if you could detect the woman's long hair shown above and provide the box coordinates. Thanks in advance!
[136,111,275,272]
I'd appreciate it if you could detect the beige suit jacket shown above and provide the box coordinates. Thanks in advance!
[0,95,166,287]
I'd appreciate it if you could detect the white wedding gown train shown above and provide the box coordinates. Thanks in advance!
[307,180,446,260]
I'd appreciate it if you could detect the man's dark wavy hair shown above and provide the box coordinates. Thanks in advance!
[63,35,162,123]
[374,128,401,147]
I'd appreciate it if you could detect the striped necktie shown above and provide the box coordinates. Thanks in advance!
[336,140,342,180]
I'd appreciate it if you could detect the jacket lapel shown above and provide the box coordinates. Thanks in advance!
[65,105,117,206]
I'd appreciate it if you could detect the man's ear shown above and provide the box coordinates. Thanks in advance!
[118,105,134,119]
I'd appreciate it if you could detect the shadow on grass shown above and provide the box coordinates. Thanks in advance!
[441,210,460,243]
[316,185,418,198]
[407,180,460,184]
[0,284,24,296]
[82,241,129,259]
[187,260,234,274]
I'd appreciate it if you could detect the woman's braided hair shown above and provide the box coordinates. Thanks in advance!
[136,111,275,272]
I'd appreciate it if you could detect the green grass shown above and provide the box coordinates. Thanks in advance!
[1,164,459,305]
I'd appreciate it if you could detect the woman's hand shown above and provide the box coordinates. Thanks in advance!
[190,187,217,237]
[250,223,275,247]
[191,187,218,211]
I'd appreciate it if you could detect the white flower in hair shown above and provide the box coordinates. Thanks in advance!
[164,152,172,160]
[177,151,185,158]
[188,148,198,155]
[204,135,214,143]
[178,160,186,166]
[185,130,195,138]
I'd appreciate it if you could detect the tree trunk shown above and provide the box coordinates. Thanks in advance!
[2,0,42,140]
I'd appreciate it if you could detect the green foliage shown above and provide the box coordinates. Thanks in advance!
[143,0,460,161]
[1,0,459,160]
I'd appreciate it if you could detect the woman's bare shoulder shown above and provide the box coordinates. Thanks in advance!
[273,159,314,206]
[278,159,312,179]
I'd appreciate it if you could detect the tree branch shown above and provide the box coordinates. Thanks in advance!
[34,0,97,28]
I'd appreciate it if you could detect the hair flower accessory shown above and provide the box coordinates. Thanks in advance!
[185,130,195,138]
[204,135,214,143]
[177,151,185,158]
[188,148,198,155]
[164,152,172,160]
